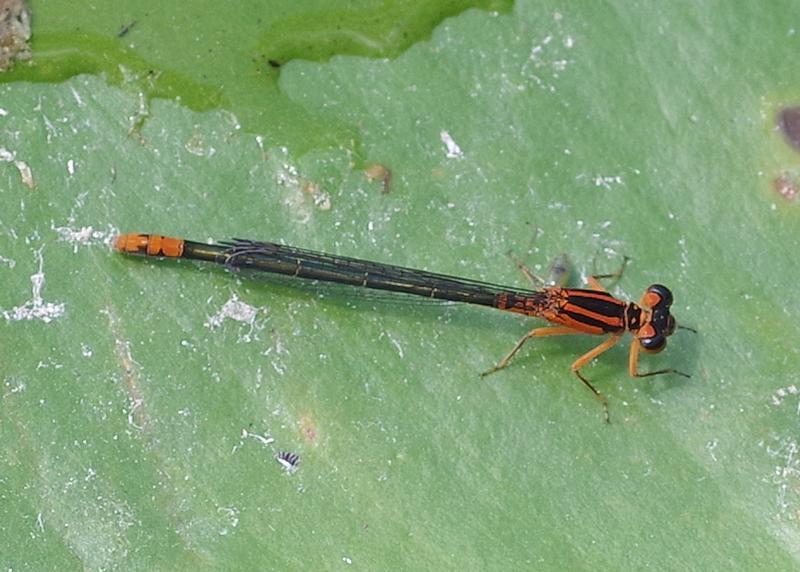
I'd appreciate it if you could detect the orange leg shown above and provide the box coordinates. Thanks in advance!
[507,251,545,287]
[483,327,621,423]
[571,334,623,423]
[628,341,691,379]
[480,326,581,377]
[510,252,572,287]
[587,275,608,292]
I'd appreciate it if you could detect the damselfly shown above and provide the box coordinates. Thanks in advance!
[114,233,694,422]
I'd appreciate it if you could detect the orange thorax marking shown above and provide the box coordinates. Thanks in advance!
[543,288,628,335]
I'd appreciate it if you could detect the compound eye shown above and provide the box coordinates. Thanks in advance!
[640,334,667,354]
[647,284,673,306]
[665,315,676,336]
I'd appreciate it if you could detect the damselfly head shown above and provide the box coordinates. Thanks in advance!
[638,284,676,354]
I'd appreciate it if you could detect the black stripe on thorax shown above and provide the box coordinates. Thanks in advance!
[563,290,626,333]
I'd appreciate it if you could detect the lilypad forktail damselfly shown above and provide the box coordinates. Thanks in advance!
[114,233,694,422]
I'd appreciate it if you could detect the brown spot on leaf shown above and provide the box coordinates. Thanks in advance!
[778,107,800,151]
[299,414,317,443]
[774,174,800,201]
[0,0,31,72]
[364,164,392,193]
[301,179,331,210]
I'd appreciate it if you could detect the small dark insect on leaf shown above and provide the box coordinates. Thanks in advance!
[275,451,300,472]
[117,20,137,38]
[268,59,281,68]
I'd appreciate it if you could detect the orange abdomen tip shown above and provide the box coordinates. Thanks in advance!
[114,233,150,254]
[113,234,127,251]
[114,233,185,257]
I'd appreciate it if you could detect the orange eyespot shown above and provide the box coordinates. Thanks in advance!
[642,291,662,308]
[638,323,656,339]
[645,284,673,308]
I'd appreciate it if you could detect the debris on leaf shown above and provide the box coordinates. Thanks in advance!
[0,0,32,72]
[275,451,300,473]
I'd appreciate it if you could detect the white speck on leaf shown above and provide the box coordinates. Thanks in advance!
[440,130,464,159]
[185,131,216,158]
[15,159,34,188]
[592,175,624,189]
[54,225,113,253]
[127,398,144,430]
[217,506,240,536]
[706,439,718,462]
[771,384,799,407]
[69,86,84,106]
[204,293,264,342]
[0,147,35,188]
[241,428,274,448]
[2,378,26,399]
[760,435,800,517]
[3,247,65,323]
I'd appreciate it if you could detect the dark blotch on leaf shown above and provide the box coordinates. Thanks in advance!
[778,107,800,151]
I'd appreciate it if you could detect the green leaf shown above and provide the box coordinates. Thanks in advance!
[2,2,800,569]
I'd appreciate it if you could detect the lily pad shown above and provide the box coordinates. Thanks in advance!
[2,2,800,570]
